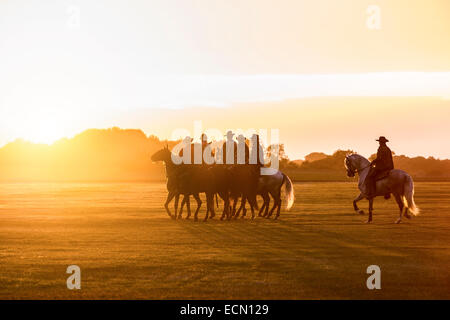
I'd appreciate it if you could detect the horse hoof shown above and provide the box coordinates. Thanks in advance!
[358,210,365,215]
[194,218,198,222]
[395,219,402,224]
[404,214,411,219]
[365,219,372,224]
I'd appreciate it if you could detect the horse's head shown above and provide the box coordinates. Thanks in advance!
[151,146,171,163]
[344,153,370,177]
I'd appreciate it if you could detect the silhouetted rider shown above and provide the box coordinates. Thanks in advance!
[222,131,238,165]
[365,136,394,197]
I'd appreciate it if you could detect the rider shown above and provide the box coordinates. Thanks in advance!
[365,136,394,198]
[201,133,213,165]
[236,134,250,164]
[222,131,238,165]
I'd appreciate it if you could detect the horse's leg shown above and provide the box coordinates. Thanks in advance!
[275,195,282,220]
[164,191,175,218]
[248,195,256,220]
[353,193,365,215]
[234,196,244,219]
[178,195,186,219]
[403,205,412,220]
[225,195,230,220]
[193,194,200,222]
[209,194,216,219]
[267,191,278,218]
[204,193,212,222]
[174,194,179,217]
[240,197,247,219]
[367,198,374,223]
[180,195,190,219]
[263,193,272,217]
[393,193,404,224]
[271,189,281,219]
[220,192,229,220]
[231,195,238,218]
[189,193,201,220]
[258,193,268,217]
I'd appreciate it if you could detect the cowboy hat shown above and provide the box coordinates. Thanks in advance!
[376,136,389,143]
[224,130,235,138]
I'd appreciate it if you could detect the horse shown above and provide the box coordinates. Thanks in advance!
[229,165,260,219]
[152,146,235,221]
[177,164,232,221]
[257,169,295,219]
[151,147,215,221]
[232,168,294,220]
[344,153,419,224]
[151,146,180,219]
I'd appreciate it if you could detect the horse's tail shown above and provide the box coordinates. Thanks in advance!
[282,173,295,211]
[403,174,419,216]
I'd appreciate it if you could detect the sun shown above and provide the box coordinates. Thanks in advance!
[18,115,71,145]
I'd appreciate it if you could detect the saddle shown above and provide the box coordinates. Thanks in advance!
[374,169,392,181]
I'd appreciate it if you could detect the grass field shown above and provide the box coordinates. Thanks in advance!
[0,181,449,299]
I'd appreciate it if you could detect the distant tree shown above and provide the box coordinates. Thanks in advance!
[305,152,327,163]
[266,144,290,169]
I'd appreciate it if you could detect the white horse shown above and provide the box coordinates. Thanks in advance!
[344,153,419,224]
[232,169,295,220]
[258,169,295,219]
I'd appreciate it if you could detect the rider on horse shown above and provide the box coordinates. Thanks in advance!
[365,136,394,198]
[222,131,238,165]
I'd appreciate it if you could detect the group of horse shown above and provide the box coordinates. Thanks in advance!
[151,146,420,224]
[151,146,295,221]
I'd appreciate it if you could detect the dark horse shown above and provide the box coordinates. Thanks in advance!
[151,147,230,221]
[151,146,180,219]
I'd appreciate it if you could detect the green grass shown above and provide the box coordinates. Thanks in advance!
[0,181,449,299]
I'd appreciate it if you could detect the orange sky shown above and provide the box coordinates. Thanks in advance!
[0,0,449,159]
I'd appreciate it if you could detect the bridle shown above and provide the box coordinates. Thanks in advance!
[346,157,371,175]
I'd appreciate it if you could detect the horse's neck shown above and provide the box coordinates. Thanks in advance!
[358,167,369,188]
[356,157,370,189]
[163,158,177,178]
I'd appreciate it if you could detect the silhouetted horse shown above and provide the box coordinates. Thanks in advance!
[257,170,294,219]
[151,147,221,221]
[151,146,180,219]
[229,165,260,219]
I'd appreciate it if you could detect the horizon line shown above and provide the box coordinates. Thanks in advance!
[2,126,449,162]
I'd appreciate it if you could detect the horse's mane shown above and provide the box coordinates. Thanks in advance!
[346,153,370,166]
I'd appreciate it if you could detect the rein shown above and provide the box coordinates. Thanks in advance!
[356,164,371,173]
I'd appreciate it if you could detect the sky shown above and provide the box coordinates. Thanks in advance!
[0,0,449,159]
